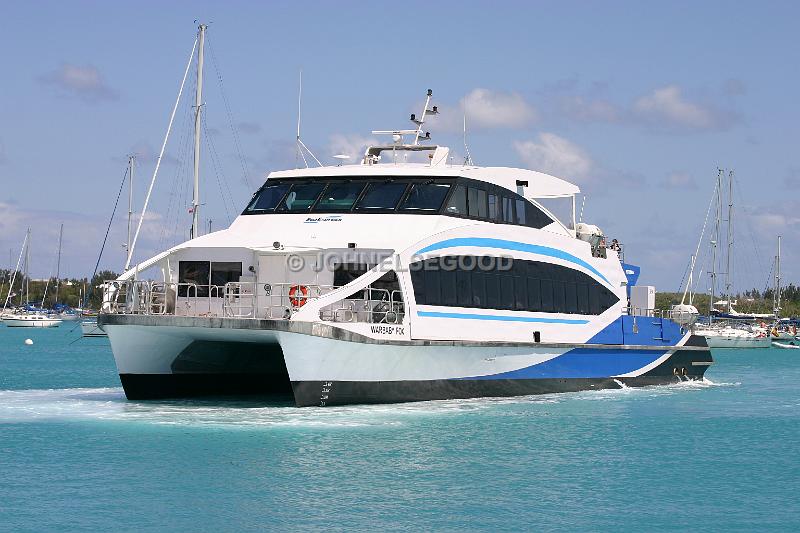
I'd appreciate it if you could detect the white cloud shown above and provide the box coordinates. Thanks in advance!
[462,88,537,129]
[39,64,118,103]
[513,133,593,181]
[633,85,721,130]
[660,171,697,190]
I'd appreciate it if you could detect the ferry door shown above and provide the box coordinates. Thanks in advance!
[257,253,320,318]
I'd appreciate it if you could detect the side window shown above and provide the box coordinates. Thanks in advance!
[314,182,367,212]
[488,193,500,221]
[356,181,409,211]
[502,197,515,223]
[525,202,553,229]
[444,185,467,215]
[278,183,326,212]
[515,199,527,226]
[245,183,290,213]
[400,182,452,211]
[409,256,618,315]
[467,187,488,218]
[210,262,242,297]
[178,261,210,297]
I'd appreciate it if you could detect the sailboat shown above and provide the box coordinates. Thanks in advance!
[1,229,63,328]
[690,170,769,348]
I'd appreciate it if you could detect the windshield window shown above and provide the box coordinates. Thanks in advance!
[245,183,291,213]
[399,182,451,211]
[314,182,367,212]
[356,181,409,210]
[278,183,325,212]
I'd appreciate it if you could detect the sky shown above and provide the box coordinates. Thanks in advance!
[1,1,798,296]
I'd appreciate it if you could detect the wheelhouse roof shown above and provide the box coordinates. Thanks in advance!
[265,163,580,199]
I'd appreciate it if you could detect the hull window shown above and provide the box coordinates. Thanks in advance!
[411,255,619,315]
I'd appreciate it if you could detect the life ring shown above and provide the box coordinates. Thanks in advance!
[288,284,309,307]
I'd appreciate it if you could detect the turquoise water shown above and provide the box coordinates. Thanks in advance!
[1,325,798,532]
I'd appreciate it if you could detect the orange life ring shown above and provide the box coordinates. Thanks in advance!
[288,284,309,307]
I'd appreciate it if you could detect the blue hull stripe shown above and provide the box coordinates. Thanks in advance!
[461,348,667,380]
[415,237,610,285]
[417,310,590,325]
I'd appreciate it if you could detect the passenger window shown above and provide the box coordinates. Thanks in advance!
[502,197,515,223]
[278,183,326,212]
[456,269,472,307]
[577,283,590,314]
[513,275,528,311]
[178,261,210,297]
[400,182,451,211]
[515,199,527,226]
[540,279,554,312]
[525,202,552,229]
[246,184,290,213]
[526,278,541,311]
[488,194,499,220]
[444,185,467,215]
[210,262,242,297]
[356,182,408,210]
[314,182,367,212]
[564,282,578,313]
[553,281,566,313]
[471,270,486,308]
[468,188,488,218]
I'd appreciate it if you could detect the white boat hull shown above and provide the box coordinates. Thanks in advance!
[700,333,771,349]
[101,315,713,407]
[3,316,63,328]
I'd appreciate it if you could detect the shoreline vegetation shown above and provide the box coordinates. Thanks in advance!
[656,286,800,318]
[0,269,119,310]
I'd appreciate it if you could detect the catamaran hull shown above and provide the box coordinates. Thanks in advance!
[101,315,712,406]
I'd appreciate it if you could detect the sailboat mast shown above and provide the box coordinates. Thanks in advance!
[775,235,782,317]
[710,169,722,322]
[55,223,63,305]
[126,155,135,269]
[724,170,734,312]
[25,229,30,305]
[191,23,206,239]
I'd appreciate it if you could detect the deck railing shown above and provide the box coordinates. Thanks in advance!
[100,280,405,324]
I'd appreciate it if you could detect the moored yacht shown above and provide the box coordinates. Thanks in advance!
[97,52,712,406]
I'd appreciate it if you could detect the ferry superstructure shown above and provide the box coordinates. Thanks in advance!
[98,91,712,406]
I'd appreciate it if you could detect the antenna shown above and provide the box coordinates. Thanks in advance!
[463,108,473,166]
[295,70,322,168]
[411,88,438,146]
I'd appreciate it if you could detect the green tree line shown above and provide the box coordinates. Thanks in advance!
[0,269,119,310]
[655,283,800,317]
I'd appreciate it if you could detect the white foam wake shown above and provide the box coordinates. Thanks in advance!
[0,379,735,428]
[0,387,508,428]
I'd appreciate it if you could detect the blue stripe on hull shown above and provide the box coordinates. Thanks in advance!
[462,348,667,380]
[417,310,589,325]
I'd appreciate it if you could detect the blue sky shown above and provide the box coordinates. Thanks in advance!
[1,1,798,296]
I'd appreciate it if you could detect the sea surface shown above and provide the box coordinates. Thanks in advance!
[0,325,798,532]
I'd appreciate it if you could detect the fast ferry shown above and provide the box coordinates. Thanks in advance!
[98,89,712,407]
